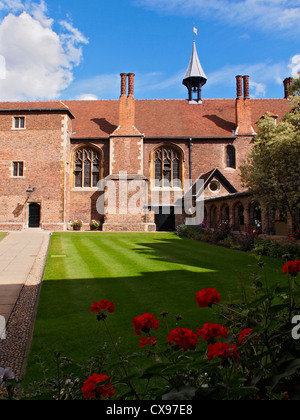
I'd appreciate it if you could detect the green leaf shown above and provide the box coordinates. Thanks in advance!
[162,386,196,400]
[141,362,172,379]
[270,359,300,390]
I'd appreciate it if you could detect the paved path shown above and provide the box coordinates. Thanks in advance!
[0,230,50,321]
[0,230,50,378]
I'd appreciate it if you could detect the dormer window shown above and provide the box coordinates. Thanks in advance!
[257,113,278,125]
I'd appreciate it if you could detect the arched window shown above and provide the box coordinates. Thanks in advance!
[154,145,182,187]
[226,145,236,169]
[74,146,101,188]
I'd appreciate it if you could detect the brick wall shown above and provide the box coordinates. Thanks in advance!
[0,111,71,230]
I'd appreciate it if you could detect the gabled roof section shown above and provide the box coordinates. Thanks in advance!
[183,40,207,81]
[191,168,238,198]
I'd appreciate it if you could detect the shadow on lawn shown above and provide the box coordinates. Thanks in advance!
[133,235,257,273]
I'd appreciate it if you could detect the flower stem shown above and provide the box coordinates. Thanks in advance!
[103,319,140,400]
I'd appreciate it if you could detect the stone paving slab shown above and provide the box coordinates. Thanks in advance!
[0,285,23,304]
[0,230,50,321]
[0,229,50,379]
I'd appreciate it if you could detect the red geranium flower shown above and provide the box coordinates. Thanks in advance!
[207,342,239,361]
[139,337,158,348]
[282,261,300,277]
[82,373,115,400]
[197,323,228,342]
[167,327,198,351]
[90,300,115,314]
[196,288,221,308]
[238,328,253,344]
[132,313,160,335]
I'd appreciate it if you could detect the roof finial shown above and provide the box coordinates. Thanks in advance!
[182,37,207,104]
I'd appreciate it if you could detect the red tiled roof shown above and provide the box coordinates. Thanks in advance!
[65,99,237,139]
[65,98,291,139]
[0,100,71,111]
[0,98,291,139]
[65,100,119,138]
[0,100,75,120]
[250,99,291,132]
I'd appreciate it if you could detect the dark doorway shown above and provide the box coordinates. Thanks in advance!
[28,203,40,228]
[155,207,175,232]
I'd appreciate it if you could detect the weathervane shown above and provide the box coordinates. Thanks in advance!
[193,26,198,41]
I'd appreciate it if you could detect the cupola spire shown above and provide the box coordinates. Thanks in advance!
[183,40,207,103]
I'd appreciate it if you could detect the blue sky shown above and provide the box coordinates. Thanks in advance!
[0,0,299,101]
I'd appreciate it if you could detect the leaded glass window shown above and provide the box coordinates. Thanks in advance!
[226,145,236,169]
[154,146,181,187]
[74,147,101,188]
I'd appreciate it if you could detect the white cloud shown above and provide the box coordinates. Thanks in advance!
[250,81,266,98]
[76,94,98,101]
[0,1,88,100]
[135,0,300,35]
[289,54,300,77]
[199,59,290,98]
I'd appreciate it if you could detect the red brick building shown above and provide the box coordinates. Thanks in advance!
[0,43,295,234]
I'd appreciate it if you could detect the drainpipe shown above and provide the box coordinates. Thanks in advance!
[189,138,193,182]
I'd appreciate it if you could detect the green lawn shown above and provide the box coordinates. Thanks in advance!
[24,232,284,383]
[0,233,6,241]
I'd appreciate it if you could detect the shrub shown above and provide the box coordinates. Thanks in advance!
[254,238,300,260]
[210,221,231,244]
[176,224,205,240]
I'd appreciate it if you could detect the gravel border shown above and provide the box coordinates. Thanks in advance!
[0,233,50,380]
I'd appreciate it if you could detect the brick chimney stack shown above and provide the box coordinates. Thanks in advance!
[120,73,127,96]
[115,73,140,134]
[236,75,243,98]
[243,75,250,99]
[104,73,152,232]
[109,72,143,174]
[283,77,293,99]
[235,75,254,136]
[128,73,135,96]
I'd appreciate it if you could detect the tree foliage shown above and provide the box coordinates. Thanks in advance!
[240,74,300,230]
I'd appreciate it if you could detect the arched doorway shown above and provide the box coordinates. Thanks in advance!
[234,203,245,231]
[221,204,230,223]
[209,205,218,228]
[28,203,40,228]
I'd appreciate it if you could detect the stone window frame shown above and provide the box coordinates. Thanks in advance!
[11,161,25,178]
[150,143,184,190]
[12,116,26,130]
[72,144,103,190]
